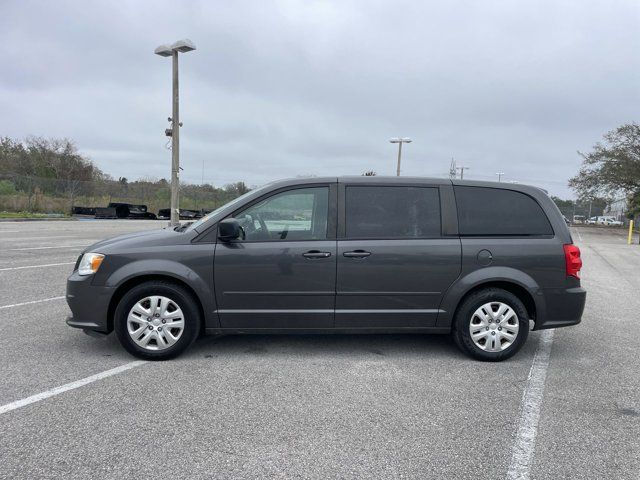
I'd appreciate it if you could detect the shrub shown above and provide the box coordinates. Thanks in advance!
[0,180,16,195]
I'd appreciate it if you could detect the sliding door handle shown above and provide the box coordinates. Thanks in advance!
[303,250,332,259]
[343,250,371,258]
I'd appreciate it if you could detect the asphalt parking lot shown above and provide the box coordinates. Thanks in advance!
[0,221,638,479]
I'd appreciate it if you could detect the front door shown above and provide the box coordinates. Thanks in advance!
[335,184,461,328]
[214,184,337,329]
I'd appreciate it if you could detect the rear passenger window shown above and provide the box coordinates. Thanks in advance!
[455,186,553,236]
[345,186,440,238]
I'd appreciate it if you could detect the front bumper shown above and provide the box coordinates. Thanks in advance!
[534,286,586,330]
[66,272,114,333]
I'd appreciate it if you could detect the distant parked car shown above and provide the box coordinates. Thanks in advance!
[604,218,623,227]
[585,216,598,225]
[572,215,585,224]
[595,216,621,226]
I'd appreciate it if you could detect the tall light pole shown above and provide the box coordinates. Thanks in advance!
[496,172,505,182]
[155,39,196,226]
[389,137,412,176]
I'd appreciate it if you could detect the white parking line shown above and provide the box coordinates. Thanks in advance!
[0,296,66,309]
[506,329,555,480]
[0,262,75,272]
[8,244,87,251]
[0,236,91,242]
[0,361,147,415]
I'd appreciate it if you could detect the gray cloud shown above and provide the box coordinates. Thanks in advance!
[1,0,638,197]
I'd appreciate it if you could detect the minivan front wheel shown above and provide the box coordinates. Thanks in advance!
[453,288,529,361]
[114,281,201,360]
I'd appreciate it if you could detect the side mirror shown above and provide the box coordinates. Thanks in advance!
[218,218,242,242]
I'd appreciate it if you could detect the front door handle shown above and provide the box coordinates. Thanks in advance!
[303,250,332,259]
[343,250,371,258]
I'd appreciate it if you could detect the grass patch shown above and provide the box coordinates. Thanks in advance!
[0,211,68,219]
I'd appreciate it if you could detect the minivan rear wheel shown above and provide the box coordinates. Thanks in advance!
[453,288,529,361]
[114,281,201,360]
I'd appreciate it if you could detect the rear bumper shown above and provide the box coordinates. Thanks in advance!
[534,286,586,330]
[66,272,114,333]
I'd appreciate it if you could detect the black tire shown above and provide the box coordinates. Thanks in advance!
[114,281,201,360]
[452,288,529,361]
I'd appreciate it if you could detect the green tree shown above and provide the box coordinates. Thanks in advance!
[569,123,640,199]
[627,191,640,218]
[225,182,249,196]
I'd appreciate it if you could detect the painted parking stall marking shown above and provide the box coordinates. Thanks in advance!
[0,296,66,310]
[0,262,75,272]
[0,361,147,415]
[506,329,555,480]
[8,244,89,251]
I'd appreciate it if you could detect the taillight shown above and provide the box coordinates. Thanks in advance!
[563,244,582,278]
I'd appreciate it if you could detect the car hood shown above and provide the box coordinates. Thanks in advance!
[83,227,189,254]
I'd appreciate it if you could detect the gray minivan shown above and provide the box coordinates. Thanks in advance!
[66,177,585,361]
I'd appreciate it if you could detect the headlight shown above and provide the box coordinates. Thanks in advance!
[78,252,105,276]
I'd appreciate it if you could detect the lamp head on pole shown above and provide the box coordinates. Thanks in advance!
[171,39,196,53]
[154,44,173,57]
[389,137,412,144]
[155,39,197,57]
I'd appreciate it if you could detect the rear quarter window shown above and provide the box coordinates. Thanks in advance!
[454,186,553,236]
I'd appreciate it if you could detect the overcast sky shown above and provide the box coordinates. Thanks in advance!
[1,0,638,198]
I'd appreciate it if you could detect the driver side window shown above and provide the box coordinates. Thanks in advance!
[234,187,329,241]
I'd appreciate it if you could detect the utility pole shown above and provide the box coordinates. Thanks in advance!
[197,157,204,212]
[449,158,457,179]
[496,172,504,182]
[155,39,197,226]
[389,137,412,176]
[457,166,469,179]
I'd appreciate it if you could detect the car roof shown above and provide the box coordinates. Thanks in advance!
[264,175,548,195]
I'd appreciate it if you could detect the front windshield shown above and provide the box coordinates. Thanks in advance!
[186,184,271,231]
